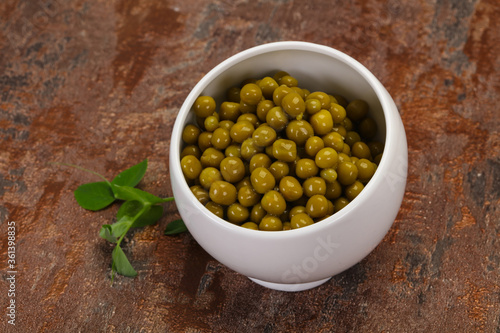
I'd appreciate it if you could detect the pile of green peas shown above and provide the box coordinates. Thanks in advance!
[180,71,384,231]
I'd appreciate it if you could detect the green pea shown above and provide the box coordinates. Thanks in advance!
[194,96,216,118]
[240,83,263,105]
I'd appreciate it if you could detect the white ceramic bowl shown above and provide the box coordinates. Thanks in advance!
[170,41,407,291]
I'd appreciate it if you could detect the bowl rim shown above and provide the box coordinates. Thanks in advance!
[171,41,399,239]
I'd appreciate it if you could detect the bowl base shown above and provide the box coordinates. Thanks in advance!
[248,277,331,292]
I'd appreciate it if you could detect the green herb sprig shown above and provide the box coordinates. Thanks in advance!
[55,159,187,283]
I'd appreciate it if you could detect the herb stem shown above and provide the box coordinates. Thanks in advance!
[57,158,184,283]
[116,204,150,248]
[50,162,111,185]
[111,203,150,284]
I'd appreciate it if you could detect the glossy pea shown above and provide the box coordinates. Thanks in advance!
[250,167,276,194]
[279,176,304,202]
[211,127,231,150]
[310,109,333,135]
[306,194,329,218]
[305,136,325,157]
[259,215,283,231]
[220,157,245,183]
[345,181,364,201]
[206,201,225,219]
[182,124,201,145]
[261,190,287,216]
[286,120,314,146]
[337,161,358,186]
[266,106,288,131]
[227,203,249,224]
[315,147,338,169]
[303,177,327,197]
[209,180,237,206]
[269,161,289,181]
[272,139,297,162]
[200,147,225,168]
[199,167,222,190]
[291,213,314,229]
[238,185,261,207]
[219,102,241,122]
[252,125,277,147]
[240,83,262,105]
[181,155,202,180]
[281,92,305,118]
[306,92,331,109]
[190,185,210,205]
[230,120,255,143]
[258,77,279,100]
[295,158,318,179]
[194,96,216,118]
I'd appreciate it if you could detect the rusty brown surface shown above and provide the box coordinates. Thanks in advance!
[1,0,499,332]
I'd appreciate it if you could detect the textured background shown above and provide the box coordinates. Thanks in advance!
[1,0,499,332]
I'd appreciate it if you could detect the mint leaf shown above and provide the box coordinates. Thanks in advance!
[74,181,115,211]
[99,218,131,241]
[116,200,143,221]
[111,159,148,188]
[164,219,187,235]
[56,159,176,283]
[112,246,137,277]
[132,205,164,228]
[108,200,150,239]
[99,224,117,243]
